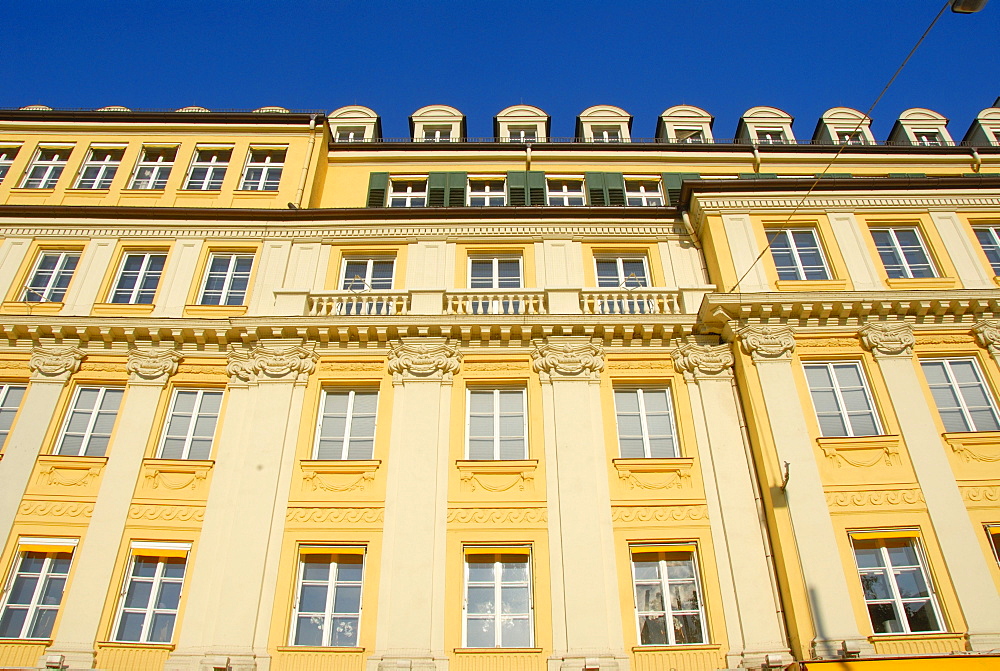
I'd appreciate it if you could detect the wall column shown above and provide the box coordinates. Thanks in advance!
[736,325,873,659]
[860,322,1000,651]
[672,343,791,668]
[367,337,461,671]
[0,347,84,546]
[166,343,317,671]
[47,349,181,669]
[534,337,627,671]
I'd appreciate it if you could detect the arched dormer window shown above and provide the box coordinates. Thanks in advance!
[410,105,466,143]
[576,105,632,143]
[736,106,795,145]
[656,105,714,144]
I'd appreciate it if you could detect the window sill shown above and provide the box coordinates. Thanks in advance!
[993,275,1000,288]
[0,301,64,314]
[884,277,956,290]
[275,646,365,653]
[0,637,52,644]
[816,435,901,468]
[775,279,849,292]
[632,643,721,651]
[92,303,155,316]
[868,631,955,639]
[9,188,55,192]
[453,648,543,654]
[66,188,110,193]
[942,431,1000,462]
[97,641,175,650]
[121,188,166,192]
[233,189,280,194]
[176,189,222,194]
[182,304,248,318]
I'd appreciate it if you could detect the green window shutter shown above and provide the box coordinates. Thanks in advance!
[888,173,927,178]
[757,173,778,179]
[366,172,389,208]
[738,173,758,180]
[605,172,626,206]
[507,171,527,206]
[526,171,546,206]
[427,172,448,207]
[817,173,852,179]
[585,172,608,206]
[661,172,700,206]
[446,171,467,207]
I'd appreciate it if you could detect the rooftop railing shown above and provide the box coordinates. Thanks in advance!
[332,136,994,148]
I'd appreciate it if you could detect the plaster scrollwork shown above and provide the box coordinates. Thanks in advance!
[145,469,208,491]
[737,325,795,362]
[961,486,1000,504]
[825,489,924,508]
[17,502,93,518]
[126,348,182,384]
[460,471,533,493]
[285,507,385,525]
[610,505,709,523]
[227,344,318,384]
[531,337,605,381]
[128,505,204,522]
[671,343,734,380]
[29,346,85,381]
[37,465,103,487]
[447,508,548,525]
[972,320,1000,354]
[858,322,915,358]
[386,337,462,383]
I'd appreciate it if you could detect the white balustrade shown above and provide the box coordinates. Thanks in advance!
[307,291,410,316]
[580,290,680,315]
[446,290,547,315]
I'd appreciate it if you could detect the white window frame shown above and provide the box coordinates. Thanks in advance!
[613,388,679,458]
[912,129,944,146]
[198,252,254,306]
[313,389,379,460]
[755,128,787,144]
[630,546,708,646]
[850,535,944,635]
[109,251,167,304]
[625,180,664,207]
[974,225,1000,275]
[462,550,534,648]
[335,127,366,143]
[22,250,81,302]
[0,384,26,447]
[74,146,125,189]
[673,127,705,144]
[506,126,538,142]
[468,178,506,207]
[0,542,75,639]
[289,548,365,647]
[870,227,938,279]
[592,126,623,143]
[920,358,1000,433]
[0,145,21,183]
[465,388,528,460]
[239,147,286,191]
[546,178,585,206]
[595,256,650,288]
[183,147,231,190]
[20,146,73,189]
[157,389,223,460]
[767,228,832,281]
[803,362,883,438]
[55,386,124,457]
[423,127,452,143]
[129,146,177,190]
[388,178,427,207]
[112,551,187,643]
[468,256,523,289]
[835,129,867,145]
[339,256,395,291]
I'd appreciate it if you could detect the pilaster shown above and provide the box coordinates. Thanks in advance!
[860,321,1000,651]
[47,348,181,670]
[532,336,628,671]
[736,325,873,659]
[367,338,461,671]
[671,343,792,668]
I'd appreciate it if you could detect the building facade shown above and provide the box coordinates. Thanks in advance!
[0,102,998,671]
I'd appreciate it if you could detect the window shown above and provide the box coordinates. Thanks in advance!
[988,526,1000,564]
[463,550,533,648]
[20,147,72,188]
[336,127,366,143]
[291,549,364,646]
[184,148,231,190]
[423,127,451,142]
[0,384,26,447]
[109,252,167,304]
[314,390,378,460]
[913,130,943,147]
[755,128,786,144]
[129,146,176,189]
[507,126,537,142]
[340,257,394,291]
[199,253,254,306]
[158,390,223,459]
[0,146,20,183]
[0,544,74,639]
[113,552,187,643]
[593,126,622,143]
[469,257,522,314]
[974,226,1000,275]
[870,227,937,279]
[596,257,649,288]
[467,389,527,460]
[74,146,124,189]
[851,535,943,634]
[674,128,705,144]
[804,362,882,437]
[546,179,585,206]
[22,251,80,302]
[631,547,707,645]
[768,229,831,281]
[239,147,286,191]
[55,387,124,457]
[614,389,678,458]
[920,359,1000,432]
[625,180,663,206]
[468,179,506,207]
[837,130,866,145]
[388,179,427,207]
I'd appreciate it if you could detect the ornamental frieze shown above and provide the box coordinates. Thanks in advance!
[126,348,182,384]
[386,337,462,383]
[227,344,318,384]
[859,322,915,357]
[737,325,795,361]
[29,346,85,381]
[531,337,604,381]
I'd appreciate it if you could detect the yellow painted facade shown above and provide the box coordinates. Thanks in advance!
[0,103,999,671]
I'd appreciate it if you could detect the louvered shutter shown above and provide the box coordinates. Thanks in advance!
[605,172,626,206]
[427,172,448,207]
[366,172,389,208]
[738,173,777,180]
[447,171,467,206]
[507,171,527,206]
[585,172,608,206]
[660,172,700,206]
[526,171,546,205]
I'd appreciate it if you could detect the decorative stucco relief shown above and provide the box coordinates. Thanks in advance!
[859,322,915,357]
[531,337,604,381]
[318,361,385,373]
[819,437,901,468]
[29,346,85,381]
[36,464,103,487]
[145,469,209,491]
[126,348,182,384]
[387,337,462,383]
[227,344,318,384]
[286,507,384,524]
[128,505,204,522]
[737,325,795,361]
[611,505,709,523]
[301,462,380,493]
[961,486,1000,504]
[447,508,547,525]
[671,343,733,380]
[17,501,93,518]
[972,319,1000,354]
[825,489,924,508]
[795,338,859,349]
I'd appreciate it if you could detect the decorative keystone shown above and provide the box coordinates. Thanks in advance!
[29,346,85,381]
[227,344,318,384]
[531,336,605,381]
[126,348,182,385]
[859,322,914,358]
[671,343,734,380]
[737,325,795,362]
[386,337,462,383]
[972,320,1000,354]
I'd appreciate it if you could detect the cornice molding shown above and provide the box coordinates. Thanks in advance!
[386,337,462,383]
[859,322,915,358]
[29,346,85,381]
[692,193,1000,219]
[531,336,605,382]
[670,343,734,380]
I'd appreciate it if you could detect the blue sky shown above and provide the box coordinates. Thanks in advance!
[2,1,998,140]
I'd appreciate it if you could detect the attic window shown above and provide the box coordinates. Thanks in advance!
[674,128,705,144]
[913,130,943,146]
[593,126,622,143]
[423,126,452,143]
[755,128,786,144]
[336,127,366,143]
[836,130,866,145]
